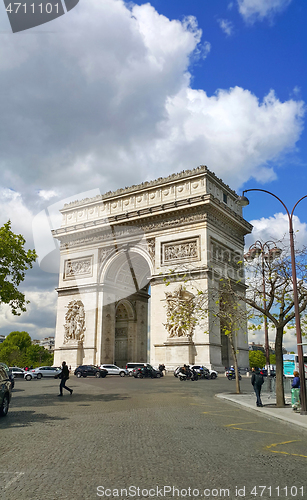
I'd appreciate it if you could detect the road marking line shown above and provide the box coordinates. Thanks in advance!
[226,426,282,434]
[225,422,257,426]
[265,440,307,458]
[202,409,240,414]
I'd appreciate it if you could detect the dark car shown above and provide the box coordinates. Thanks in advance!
[133,365,162,379]
[74,365,107,378]
[0,363,12,417]
[260,368,276,377]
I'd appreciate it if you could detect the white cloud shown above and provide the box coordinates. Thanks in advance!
[217,18,234,36]
[237,0,293,23]
[246,213,307,250]
[38,190,58,201]
[0,291,57,340]
[155,87,304,189]
[249,323,298,353]
[0,0,304,206]
[0,188,34,242]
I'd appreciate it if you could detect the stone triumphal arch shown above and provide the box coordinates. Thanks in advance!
[53,166,252,370]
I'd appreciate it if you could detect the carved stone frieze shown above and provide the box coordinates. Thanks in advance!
[210,238,243,270]
[162,237,200,265]
[64,256,93,279]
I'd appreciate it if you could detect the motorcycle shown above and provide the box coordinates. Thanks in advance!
[227,371,241,381]
[178,368,198,381]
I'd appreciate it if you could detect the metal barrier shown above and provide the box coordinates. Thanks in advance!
[262,377,293,394]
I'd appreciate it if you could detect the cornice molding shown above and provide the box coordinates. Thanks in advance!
[61,165,237,210]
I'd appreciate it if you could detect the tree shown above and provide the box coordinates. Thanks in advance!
[0,221,37,315]
[269,354,276,365]
[239,246,307,407]
[0,331,54,367]
[164,269,248,394]
[249,350,266,369]
[208,278,248,394]
[26,344,54,366]
[0,331,32,366]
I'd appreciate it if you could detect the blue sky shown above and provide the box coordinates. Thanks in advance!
[0,0,306,352]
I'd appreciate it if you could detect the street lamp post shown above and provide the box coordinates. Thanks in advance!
[238,189,307,415]
[244,241,282,375]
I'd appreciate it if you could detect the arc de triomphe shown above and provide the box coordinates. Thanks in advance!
[52,166,252,370]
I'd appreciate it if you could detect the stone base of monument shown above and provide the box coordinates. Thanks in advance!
[154,337,196,367]
[57,340,83,369]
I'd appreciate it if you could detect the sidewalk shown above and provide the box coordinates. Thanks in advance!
[217,391,307,431]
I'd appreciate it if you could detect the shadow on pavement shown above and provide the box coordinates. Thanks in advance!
[0,410,68,429]
[9,392,130,409]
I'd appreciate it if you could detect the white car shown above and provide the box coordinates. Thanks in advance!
[9,367,27,378]
[100,364,128,377]
[190,365,218,379]
[24,366,62,381]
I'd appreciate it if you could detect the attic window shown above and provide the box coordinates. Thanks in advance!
[223,193,228,204]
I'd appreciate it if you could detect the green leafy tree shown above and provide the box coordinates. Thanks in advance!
[0,221,37,315]
[26,344,54,366]
[164,269,247,394]
[269,354,276,365]
[0,331,53,367]
[240,246,307,407]
[249,350,266,369]
[0,331,32,366]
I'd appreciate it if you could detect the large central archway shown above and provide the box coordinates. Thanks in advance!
[98,248,152,367]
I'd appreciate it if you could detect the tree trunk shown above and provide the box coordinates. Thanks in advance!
[229,335,241,394]
[275,326,285,407]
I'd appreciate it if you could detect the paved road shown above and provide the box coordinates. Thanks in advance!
[1,375,307,500]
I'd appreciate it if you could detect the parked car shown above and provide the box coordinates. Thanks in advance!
[74,365,108,378]
[191,365,218,379]
[100,364,128,377]
[0,363,12,417]
[133,365,162,378]
[1,363,15,389]
[9,367,27,378]
[24,366,62,380]
[260,368,276,377]
[126,362,149,376]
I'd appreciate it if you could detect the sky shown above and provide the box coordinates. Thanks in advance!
[0,0,306,353]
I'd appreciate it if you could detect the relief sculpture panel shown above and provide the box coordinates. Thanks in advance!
[64,256,93,279]
[162,237,200,265]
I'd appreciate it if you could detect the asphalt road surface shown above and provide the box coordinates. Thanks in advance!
[1,374,307,500]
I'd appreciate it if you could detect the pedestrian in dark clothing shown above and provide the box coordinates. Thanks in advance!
[251,367,264,407]
[58,361,73,396]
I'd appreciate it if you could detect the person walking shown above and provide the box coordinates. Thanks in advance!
[58,361,73,396]
[291,370,300,411]
[251,367,264,407]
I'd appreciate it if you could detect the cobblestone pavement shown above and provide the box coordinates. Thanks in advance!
[1,376,307,500]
